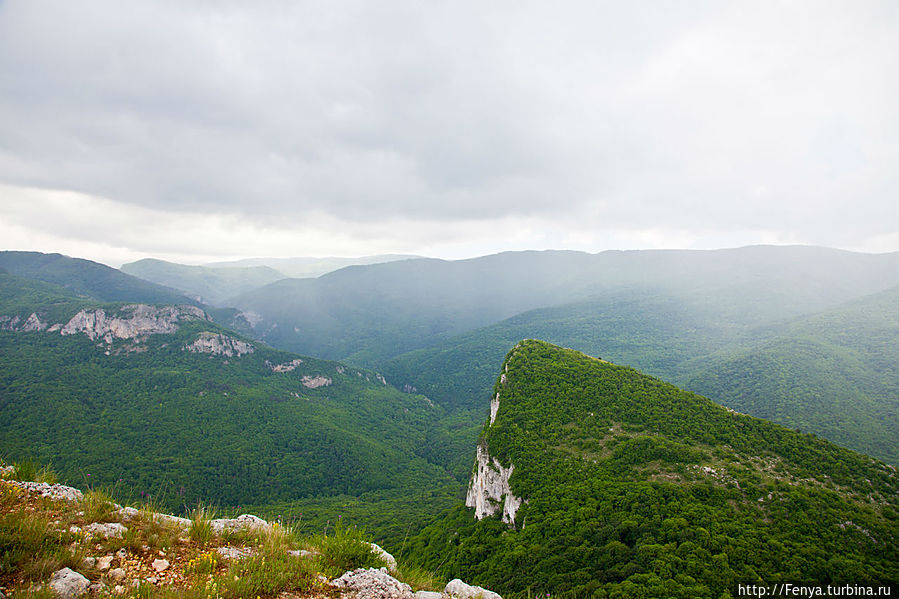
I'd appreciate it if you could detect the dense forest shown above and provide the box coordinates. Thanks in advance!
[404,341,899,596]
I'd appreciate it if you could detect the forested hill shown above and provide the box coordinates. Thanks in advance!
[404,340,899,597]
[0,272,458,541]
[0,251,196,305]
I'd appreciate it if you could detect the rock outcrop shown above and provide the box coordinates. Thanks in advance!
[331,567,413,599]
[301,375,332,388]
[184,332,254,357]
[209,514,271,534]
[465,444,522,525]
[61,305,207,342]
[49,568,90,599]
[6,480,84,502]
[268,358,303,372]
[444,579,502,599]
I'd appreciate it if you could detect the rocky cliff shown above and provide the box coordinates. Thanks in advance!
[464,361,523,526]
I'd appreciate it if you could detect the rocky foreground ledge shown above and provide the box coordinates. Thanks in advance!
[0,477,500,599]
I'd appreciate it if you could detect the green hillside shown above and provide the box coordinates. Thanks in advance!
[0,278,459,543]
[121,258,286,306]
[0,251,195,305]
[404,341,899,596]
[687,284,899,464]
[382,280,899,465]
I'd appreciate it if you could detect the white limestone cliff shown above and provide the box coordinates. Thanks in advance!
[184,331,254,357]
[301,375,332,388]
[465,444,522,525]
[60,304,207,342]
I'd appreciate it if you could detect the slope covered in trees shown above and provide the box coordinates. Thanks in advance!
[687,284,899,464]
[0,276,459,543]
[404,341,899,596]
[0,251,195,305]
[381,281,899,465]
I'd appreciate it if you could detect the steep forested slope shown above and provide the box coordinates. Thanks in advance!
[405,341,899,596]
[0,251,195,305]
[0,274,457,539]
[382,281,899,465]
[687,284,899,464]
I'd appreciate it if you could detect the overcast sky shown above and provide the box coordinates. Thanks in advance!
[1,1,897,266]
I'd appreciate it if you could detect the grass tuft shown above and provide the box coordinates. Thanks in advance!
[188,503,216,546]
[310,519,386,578]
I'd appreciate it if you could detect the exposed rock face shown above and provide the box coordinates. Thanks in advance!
[301,375,332,388]
[465,444,522,525]
[61,304,207,342]
[489,392,500,425]
[22,312,47,331]
[49,568,90,599]
[268,358,303,372]
[444,579,502,599]
[330,567,413,599]
[184,332,254,357]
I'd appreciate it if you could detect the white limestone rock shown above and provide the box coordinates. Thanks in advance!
[61,304,206,342]
[49,568,90,599]
[268,358,303,372]
[210,514,271,534]
[330,567,413,599]
[85,522,127,539]
[184,332,254,357]
[444,579,502,599]
[153,513,191,529]
[489,393,500,425]
[8,481,83,502]
[368,542,398,573]
[22,312,47,331]
[465,444,522,525]
[301,375,332,388]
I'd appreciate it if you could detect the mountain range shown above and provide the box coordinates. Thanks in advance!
[1,246,897,594]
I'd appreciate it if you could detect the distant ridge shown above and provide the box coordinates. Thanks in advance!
[204,254,424,279]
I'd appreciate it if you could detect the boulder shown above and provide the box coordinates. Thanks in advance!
[330,567,413,599]
[49,568,90,599]
[368,542,398,572]
[210,514,271,534]
[85,522,127,539]
[444,579,502,599]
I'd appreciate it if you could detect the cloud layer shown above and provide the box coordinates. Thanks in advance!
[1,1,897,263]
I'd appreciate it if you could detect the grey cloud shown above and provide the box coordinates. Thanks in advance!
[0,0,897,249]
